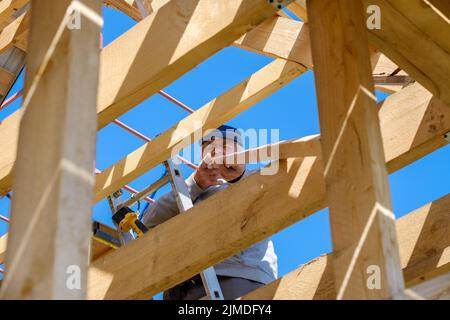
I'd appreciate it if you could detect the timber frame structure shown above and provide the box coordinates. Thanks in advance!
[0,0,449,300]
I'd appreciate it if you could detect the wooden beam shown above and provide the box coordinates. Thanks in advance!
[427,0,450,20]
[0,0,28,30]
[242,193,450,299]
[373,55,410,94]
[3,82,448,270]
[234,16,312,68]
[308,0,404,299]
[287,0,307,21]
[2,82,448,266]
[365,0,450,108]
[0,0,102,299]
[0,0,287,197]
[94,59,306,202]
[394,272,450,300]
[0,234,6,263]
[0,11,29,54]
[214,135,321,165]
[103,0,142,21]
[233,17,411,95]
[87,84,450,300]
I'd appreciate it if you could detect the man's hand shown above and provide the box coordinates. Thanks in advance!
[194,153,224,190]
[194,153,246,190]
[219,163,245,182]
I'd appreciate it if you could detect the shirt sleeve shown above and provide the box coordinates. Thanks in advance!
[142,173,204,229]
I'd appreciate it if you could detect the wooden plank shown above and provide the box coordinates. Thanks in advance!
[365,0,450,108]
[0,235,114,266]
[427,0,450,20]
[87,85,450,300]
[214,135,321,165]
[0,67,14,97]
[103,0,142,21]
[287,0,307,21]
[0,0,102,299]
[242,193,450,299]
[394,272,450,300]
[3,82,449,272]
[0,11,29,54]
[373,55,410,94]
[308,0,404,299]
[0,0,286,197]
[0,234,7,263]
[0,0,28,30]
[234,16,312,68]
[381,83,449,173]
[94,59,306,202]
[0,47,26,104]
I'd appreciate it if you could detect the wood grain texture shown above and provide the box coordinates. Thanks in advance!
[234,16,312,68]
[242,193,450,300]
[365,0,450,108]
[308,0,404,299]
[0,0,102,299]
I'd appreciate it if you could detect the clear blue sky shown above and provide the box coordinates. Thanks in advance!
[0,7,449,298]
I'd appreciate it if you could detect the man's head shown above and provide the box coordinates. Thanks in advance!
[194,125,246,186]
[200,125,243,159]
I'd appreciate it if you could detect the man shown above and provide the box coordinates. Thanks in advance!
[142,125,278,300]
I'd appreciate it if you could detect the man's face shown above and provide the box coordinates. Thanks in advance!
[199,137,246,183]
[201,138,240,160]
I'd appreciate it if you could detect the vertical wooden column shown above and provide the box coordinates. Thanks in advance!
[307,0,404,299]
[0,0,102,299]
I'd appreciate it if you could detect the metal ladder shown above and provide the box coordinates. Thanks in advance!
[106,157,224,300]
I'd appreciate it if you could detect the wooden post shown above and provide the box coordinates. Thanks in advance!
[308,0,404,299]
[0,0,102,299]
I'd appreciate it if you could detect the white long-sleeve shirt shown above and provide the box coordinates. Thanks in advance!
[142,170,278,284]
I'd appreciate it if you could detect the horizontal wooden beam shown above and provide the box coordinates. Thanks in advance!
[234,16,312,68]
[94,59,306,202]
[213,135,321,165]
[365,0,450,108]
[87,84,450,300]
[242,193,450,299]
[394,272,450,300]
